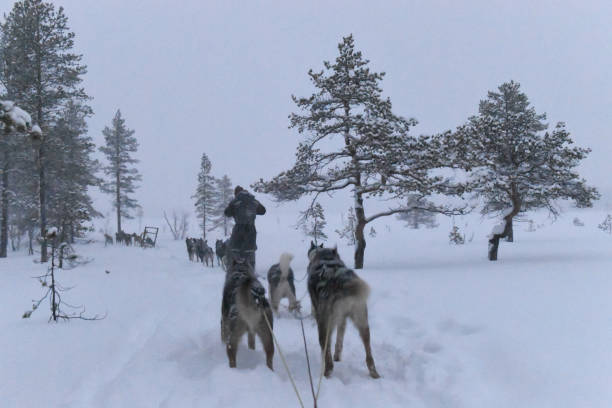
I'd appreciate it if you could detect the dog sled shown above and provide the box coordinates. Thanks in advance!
[140,226,158,248]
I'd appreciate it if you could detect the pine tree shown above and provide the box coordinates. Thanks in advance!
[210,174,233,237]
[99,110,141,234]
[6,128,39,255]
[335,207,357,246]
[192,153,216,239]
[47,101,100,242]
[0,0,89,261]
[444,81,599,260]
[396,194,438,229]
[253,35,465,268]
[297,202,327,244]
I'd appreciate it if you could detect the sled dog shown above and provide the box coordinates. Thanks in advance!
[221,257,274,369]
[267,253,300,313]
[307,242,379,378]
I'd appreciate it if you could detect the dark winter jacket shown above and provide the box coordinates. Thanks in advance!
[225,191,266,252]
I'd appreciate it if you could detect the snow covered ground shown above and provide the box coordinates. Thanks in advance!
[1,209,611,407]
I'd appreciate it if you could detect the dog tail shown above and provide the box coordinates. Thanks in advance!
[278,252,294,277]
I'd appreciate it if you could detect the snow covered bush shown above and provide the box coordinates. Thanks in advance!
[449,226,465,245]
[22,228,102,322]
[526,220,537,232]
[573,217,584,227]
[598,214,612,234]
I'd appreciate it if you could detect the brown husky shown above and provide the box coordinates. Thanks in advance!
[307,242,380,378]
[221,258,274,370]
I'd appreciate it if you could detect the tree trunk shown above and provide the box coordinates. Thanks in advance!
[50,244,57,322]
[354,219,366,269]
[488,185,521,261]
[38,144,48,263]
[505,218,514,242]
[353,193,367,269]
[28,227,33,255]
[58,244,64,269]
[34,23,47,263]
[488,218,512,261]
[0,160,8,258]
[116,171,121,233]
[202,210,206,240]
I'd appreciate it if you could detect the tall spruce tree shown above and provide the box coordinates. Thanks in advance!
[99,110,141,234]
[253,35,464,268]
[192,153,216,239]
[210,174,233,237]
[48,101,100,242]
[444,81,599,261]
[0,0,89,261]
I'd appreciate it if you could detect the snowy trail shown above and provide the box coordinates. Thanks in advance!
[2,211,612,407]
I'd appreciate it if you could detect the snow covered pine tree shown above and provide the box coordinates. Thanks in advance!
[0,101,41,257]
[297,201,328,244]
[443,81,599,261]
[192,153,216,240]
[99,110,142,234]
[47,101,100,243]
[253,35,465,268]
[1,0,90,262]
[210,174,234,237]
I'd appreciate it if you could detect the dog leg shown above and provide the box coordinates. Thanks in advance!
[285,285,299,312]
[353,306,380,379]
[317,317,334,377]
[270,287,280,313]
[334,317,347,362]
[226,323,247,368]
[256,317,274,371]
[247,331,256,350]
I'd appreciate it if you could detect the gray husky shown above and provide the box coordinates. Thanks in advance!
[307,242,380,378]
[221,257,274,370]
[267,253,300,313]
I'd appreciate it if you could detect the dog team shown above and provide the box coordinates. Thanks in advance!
[104,230,147,247]
[220,186,379,379]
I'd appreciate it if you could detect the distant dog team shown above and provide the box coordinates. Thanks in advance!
[185,237,215,267]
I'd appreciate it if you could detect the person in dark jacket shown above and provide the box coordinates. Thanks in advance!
[224,186,266,268]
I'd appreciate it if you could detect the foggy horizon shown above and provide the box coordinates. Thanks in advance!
[46,0,612,222]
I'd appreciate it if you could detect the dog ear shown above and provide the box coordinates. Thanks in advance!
[332,245,337,256]
[310,241,316,250]
[319,243,324,248]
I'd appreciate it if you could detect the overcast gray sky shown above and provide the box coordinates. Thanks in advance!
[43,0,612,220]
